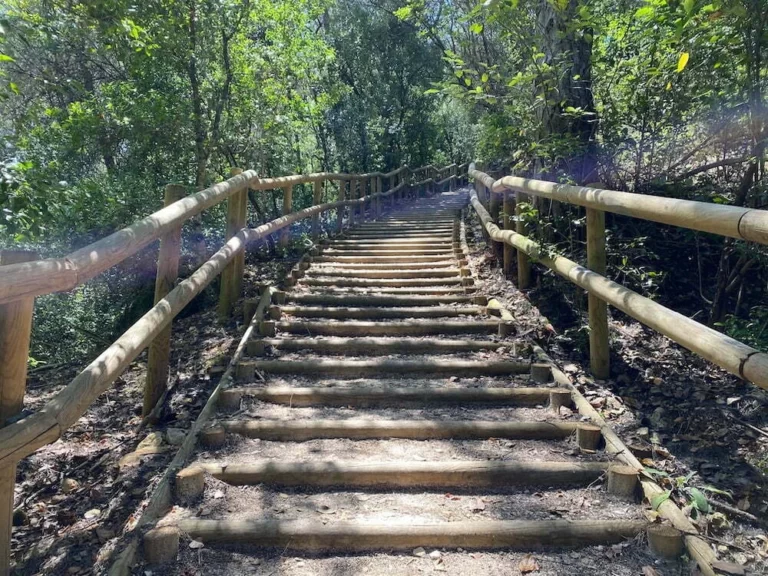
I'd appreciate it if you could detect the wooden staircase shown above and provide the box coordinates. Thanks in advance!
[149,191,654,573]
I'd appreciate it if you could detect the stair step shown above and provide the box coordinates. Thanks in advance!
[207,419,585,442]
[284,294,484,306]
[328,237,453,245]
[247,336,504,356]
[175,518,647,551]
[310,261,457,269]
[312,255,457,264]
[189,460,609,488]
[276,306,482,319]
[220,386,559,408]
[304,269,462,279]
[269,319,499,336]
[237,358,530,379]
[300,277,466,287]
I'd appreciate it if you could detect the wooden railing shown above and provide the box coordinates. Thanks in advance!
[468,163,768,392]
[0,161,462,574]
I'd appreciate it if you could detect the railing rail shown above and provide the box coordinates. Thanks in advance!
[468,162,768,392]
[0,160,465,575]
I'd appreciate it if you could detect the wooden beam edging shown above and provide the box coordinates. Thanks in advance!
[466,184,768,392]
[469,163,768,245]
[529,342,717,576]
[106,287,275,576]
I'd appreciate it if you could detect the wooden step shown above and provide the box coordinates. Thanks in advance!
[189,460,610,488]
[304,269,462,279]
[300,277,467,288]
[319,250,457,258]
[207,419,585,442]
[220,386,559,408]
[268,319,498,336]
[284,294,485,306]
[304,287,476,295]
[176,518,647,551]
[247,336,503,356]
[312,255,457,264]
[329,238,453,245]
[237,358,530,379]
[276,306,483,319]
[310,261,457,269]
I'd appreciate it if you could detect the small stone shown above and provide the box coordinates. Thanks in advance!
[84,508,101,520]
[189,540,205,549]
[413,547,426,557]
[12,509,28,526]
[61,478,80,494]
[636,427,650,440]
[429,551,441,559]
[559,406,574,418]
[165,428,186,446]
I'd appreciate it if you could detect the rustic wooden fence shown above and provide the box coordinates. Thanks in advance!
[0,161,461,574]
[468,163,768,391]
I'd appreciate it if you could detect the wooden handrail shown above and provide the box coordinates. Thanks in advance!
[0,176,423,470]
[489,174,768,245]
[468,163,768,392]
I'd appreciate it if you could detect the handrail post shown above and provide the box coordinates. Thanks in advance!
[312,178,322,241]
[489,187,502,260]
[0,250,37,576]
[280,184,292,249]
[450,165,456,191]
[349,178,358,226]
[515,190,532,288]
[147,184,185,414]
[219,168,246,321]
[587,207,610,378]
[337,179,345,234]
[502,190,514,277]
[376,175,382,219]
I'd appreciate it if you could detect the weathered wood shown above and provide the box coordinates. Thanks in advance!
[0,170,256,305]
[337,180,346,233]
[190,460,610,488]
[647,524,684,559]
[515,190,531,288]
[220,386,551,408]
[531,342,717,576]
[0,197,375,469]
[176,518,648,551]
[285,294,478,306]
[107,287,275,576]
[530,363,552,383]
[274,319,499,337]
[174,466,205,501]
[606,465,639,500]
[143,526,179,565]
[214,418,584,441]
[587,207,609,378]
[576,425,602,450]
[238,358,530,379]
[0,251,36,576]
[279,184,292,249]
[305,269,461,280]
[277,305,482,319]
[145,184,186,417]
[493,174,768,245]
[549,390,572,413]
[312,178,323,241]
[467,180,768,392]
[247,336,509,356]
[503,191,514,276]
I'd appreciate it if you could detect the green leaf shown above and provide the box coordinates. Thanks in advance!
[470,23,484,34]
[481,73,489,83]
[643,467,670,478]
[652,491,672,510]
[635,6,655,19]
[677,52,690,72]
[393,6,412,20]
[0,54,14,62]
[684,0,695,15]
[701,485,733,499]
[688,487,710,512]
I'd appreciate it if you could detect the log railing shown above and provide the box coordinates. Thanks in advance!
[0,161,463,575]
[468,162,768,391]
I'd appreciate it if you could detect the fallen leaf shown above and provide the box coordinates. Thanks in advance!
[189,540,205,549]
[518,554,540,573]
[642,567,660,576]
[212,490,225,499]
[711,560,745,575]
[470,499,486,512]
[412,547,426,557]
